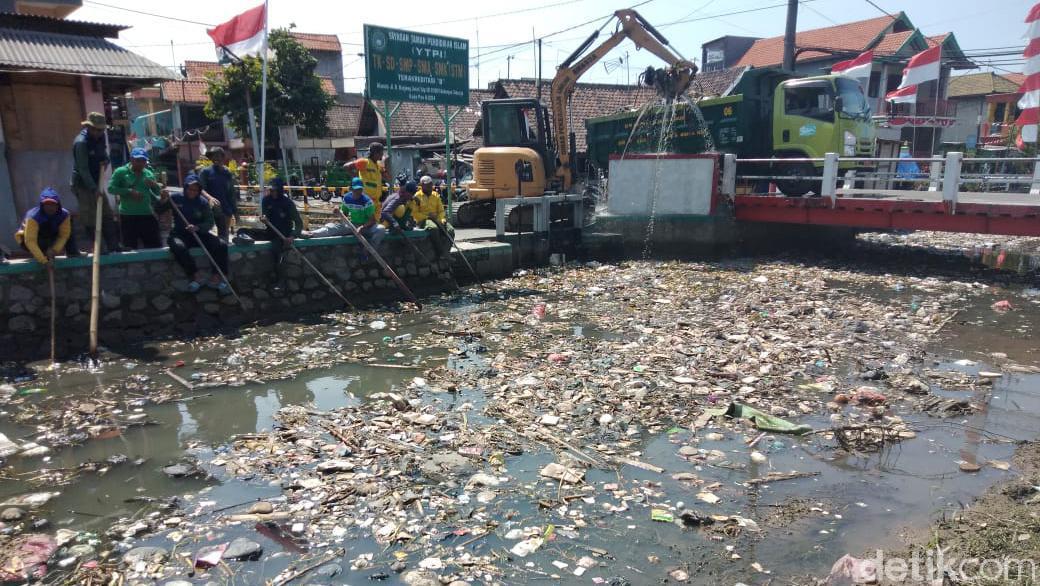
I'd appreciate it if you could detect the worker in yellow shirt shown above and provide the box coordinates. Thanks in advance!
[343,142,389,210]
[409,175,455,257]
[14,188,73,265]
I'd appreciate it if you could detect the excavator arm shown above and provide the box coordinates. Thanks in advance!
[549,9,697,189]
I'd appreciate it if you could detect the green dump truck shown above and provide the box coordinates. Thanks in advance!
[586,68,877,196]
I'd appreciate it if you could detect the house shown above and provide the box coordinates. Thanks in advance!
[0,4,174,249]
[701,36,758,72]
[712,12,972,155]
[944,72,1024,149]
[289,32,344,94]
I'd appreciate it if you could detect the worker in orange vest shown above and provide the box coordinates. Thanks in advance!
[343,142,389,210]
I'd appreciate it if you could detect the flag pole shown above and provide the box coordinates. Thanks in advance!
[258,0,270,202]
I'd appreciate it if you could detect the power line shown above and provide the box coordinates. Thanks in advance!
[802,1,839,26]
[83,1,216,27]
[660,0,820,27]
[862,0,893,18]
[423,0,588,27]
[472,0,655,61]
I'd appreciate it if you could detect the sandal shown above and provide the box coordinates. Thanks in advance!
[187,280,202,293]
[215,281,231,295]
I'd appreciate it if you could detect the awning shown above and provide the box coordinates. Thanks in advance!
[0,17,175,80]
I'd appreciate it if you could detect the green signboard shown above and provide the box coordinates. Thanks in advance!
[364,25,469,106]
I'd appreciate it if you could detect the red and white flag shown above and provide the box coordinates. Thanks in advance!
[885,84,917,103]
[831,50,873,81]
[1016,2,1040,146]
[896,45,941,90]
[207,3,267,60]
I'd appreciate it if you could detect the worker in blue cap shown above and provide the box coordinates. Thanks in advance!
[108,147,167,249]
[303,177,385,261]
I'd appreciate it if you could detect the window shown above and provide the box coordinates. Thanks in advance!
[784,82,834,122]
[836,77,870,118]
[993,102,1007,123]
[485,103,539,146]
[867,71,881,98]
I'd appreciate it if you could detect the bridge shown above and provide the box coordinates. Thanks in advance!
[722,153,1040,237]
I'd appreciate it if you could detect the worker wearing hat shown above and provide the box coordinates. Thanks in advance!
[380,180,417,233]
[409,175,454,257]
[107,147,167,250]
[14,188,73,265]
[156,173,231,294]
[71,111,119,253]
[343,142,389,210]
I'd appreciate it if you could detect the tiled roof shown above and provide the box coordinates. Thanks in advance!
[163,66,336,103]
[184,60,222,79]
[1002,73,1026,87]
[0,17,175,79]
[872,30,915,55]
[289,32,340,53]
[736,14,896,67]
[325,103,361,137]
[947,72,1023,98]
[130,86,161,100]
[925,33,949,48]
[373,89,497,141]
[160,79,210,104]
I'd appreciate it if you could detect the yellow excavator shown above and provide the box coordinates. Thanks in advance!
[456,9,697,228]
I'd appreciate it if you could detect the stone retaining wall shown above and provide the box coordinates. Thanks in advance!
[0,233,454,360]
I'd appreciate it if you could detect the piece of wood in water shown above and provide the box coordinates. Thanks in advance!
[745,471,819,485]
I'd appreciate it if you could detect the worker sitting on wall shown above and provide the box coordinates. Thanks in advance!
[380,180,417,233]
[304,178,386,261]
[156,173,231,294]
[14,188,74,265]
[237,177,304,290]
[343,142,389,210]
[409,175,454,258]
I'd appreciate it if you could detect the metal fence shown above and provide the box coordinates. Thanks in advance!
[720,152,1040,212]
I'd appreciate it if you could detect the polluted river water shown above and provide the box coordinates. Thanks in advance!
[1,248,1039,585]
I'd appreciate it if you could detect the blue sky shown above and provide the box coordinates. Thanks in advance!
[75,0,1033,91]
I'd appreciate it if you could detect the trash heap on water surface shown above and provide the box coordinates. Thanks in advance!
[4,259,1033,584]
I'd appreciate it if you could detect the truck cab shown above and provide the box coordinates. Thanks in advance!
[772,75,876,195]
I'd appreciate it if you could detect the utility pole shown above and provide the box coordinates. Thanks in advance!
[536,38,543,101]
[782,0,798,71]
[506,55,513,78]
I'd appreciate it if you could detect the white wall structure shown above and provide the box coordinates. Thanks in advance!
[606,154,718,216]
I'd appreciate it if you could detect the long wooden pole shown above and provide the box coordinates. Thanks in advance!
[168,200,246,310]
[48,264,56,364]
[261,218,356,311]
[88,192,103,356]
[335,209,421,309]
[434,221,486,294]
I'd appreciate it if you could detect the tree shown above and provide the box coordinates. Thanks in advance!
[205,29,333,150]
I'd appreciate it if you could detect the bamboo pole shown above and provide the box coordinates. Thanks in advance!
[48,264,56,364]
[168,199,246,310]
[261,217,356,311]
[88,193,103,356]
[334,208,421,309]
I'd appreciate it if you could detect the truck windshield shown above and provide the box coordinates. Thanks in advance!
[485,104,539,146]
[836,78,870,119]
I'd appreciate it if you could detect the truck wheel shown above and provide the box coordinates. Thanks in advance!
[318,190,333,202]
[776,163,820,197]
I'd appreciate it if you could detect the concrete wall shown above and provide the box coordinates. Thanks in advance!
[0,233,455,360]
[607,155,718,216]
[944,96,983,146]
